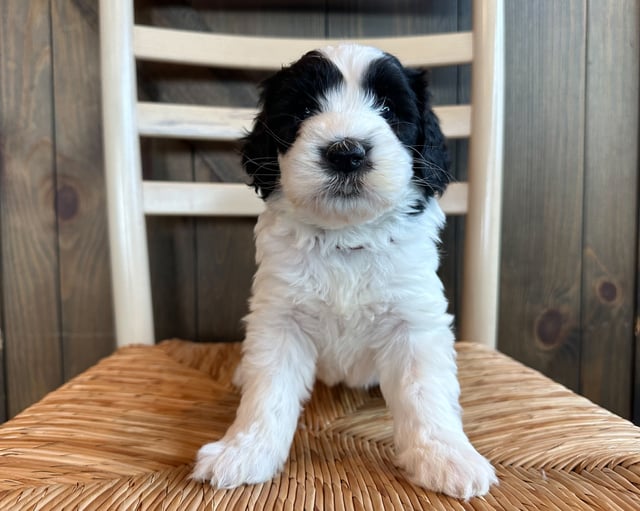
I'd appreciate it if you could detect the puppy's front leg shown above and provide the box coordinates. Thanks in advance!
[193,322,316,488]
[379,326,497,500]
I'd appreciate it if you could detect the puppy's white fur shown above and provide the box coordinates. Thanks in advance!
[193,44,497,500]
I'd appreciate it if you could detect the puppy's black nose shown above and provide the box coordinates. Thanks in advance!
[324,138,367,173]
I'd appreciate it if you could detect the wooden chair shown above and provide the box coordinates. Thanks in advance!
[102,0,502,350]
[0,1,638,509]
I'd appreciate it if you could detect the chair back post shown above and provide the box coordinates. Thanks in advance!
[100,0,155,346]
[460,0,505,348]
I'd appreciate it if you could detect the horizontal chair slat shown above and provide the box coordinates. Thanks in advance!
[143,182,264,217]
[142,182,468,217]
[439,181,468,215]
[134,25,473,70]
[137,103,251,141]
[137,103,471,140]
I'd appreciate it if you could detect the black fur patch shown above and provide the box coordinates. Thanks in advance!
[364,55,451,198]
[242,49,451,202]
[242,51,344,199]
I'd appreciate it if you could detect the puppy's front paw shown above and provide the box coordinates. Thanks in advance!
[398,438,497,500]
[191,437,284,489]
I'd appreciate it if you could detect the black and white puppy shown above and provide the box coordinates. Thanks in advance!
[193,44,497,500]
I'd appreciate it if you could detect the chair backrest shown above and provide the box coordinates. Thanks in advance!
[99,0,504,348]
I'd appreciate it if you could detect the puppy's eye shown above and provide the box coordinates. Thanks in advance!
[379,103,394,119]
[302,106,313,119]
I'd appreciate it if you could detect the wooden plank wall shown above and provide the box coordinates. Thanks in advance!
[581,0,639,417]
[1,0,65,420]
[499,0,640,420]
[0,0,638,423]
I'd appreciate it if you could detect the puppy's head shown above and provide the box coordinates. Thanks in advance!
[242,44,451,228]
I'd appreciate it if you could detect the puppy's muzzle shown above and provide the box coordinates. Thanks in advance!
[324,138,369,174]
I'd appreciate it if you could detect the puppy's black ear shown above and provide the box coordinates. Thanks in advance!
[406,69,452,197]
[241,77,282,200]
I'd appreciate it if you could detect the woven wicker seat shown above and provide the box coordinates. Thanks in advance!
[0,340,638,510]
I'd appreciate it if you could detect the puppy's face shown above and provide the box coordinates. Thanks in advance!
[242,44,450,228]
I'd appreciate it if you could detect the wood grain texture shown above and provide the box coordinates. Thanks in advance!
[580,0,639,418]
[0,0,64,416]
[498,0,586,391]
[136,103,471,140]
[133,25,473,69]
[137,3,223,342]
[143,139,198,342]
[193,2,325,341]
[51,0,115,379]
[135,1,285,343]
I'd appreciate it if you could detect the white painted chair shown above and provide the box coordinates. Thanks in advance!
[100,0,504,349]
[1,2,639,509]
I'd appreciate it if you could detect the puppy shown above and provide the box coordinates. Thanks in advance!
[192,44,497,500]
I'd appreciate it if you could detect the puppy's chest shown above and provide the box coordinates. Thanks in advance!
[292,246,395,317]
